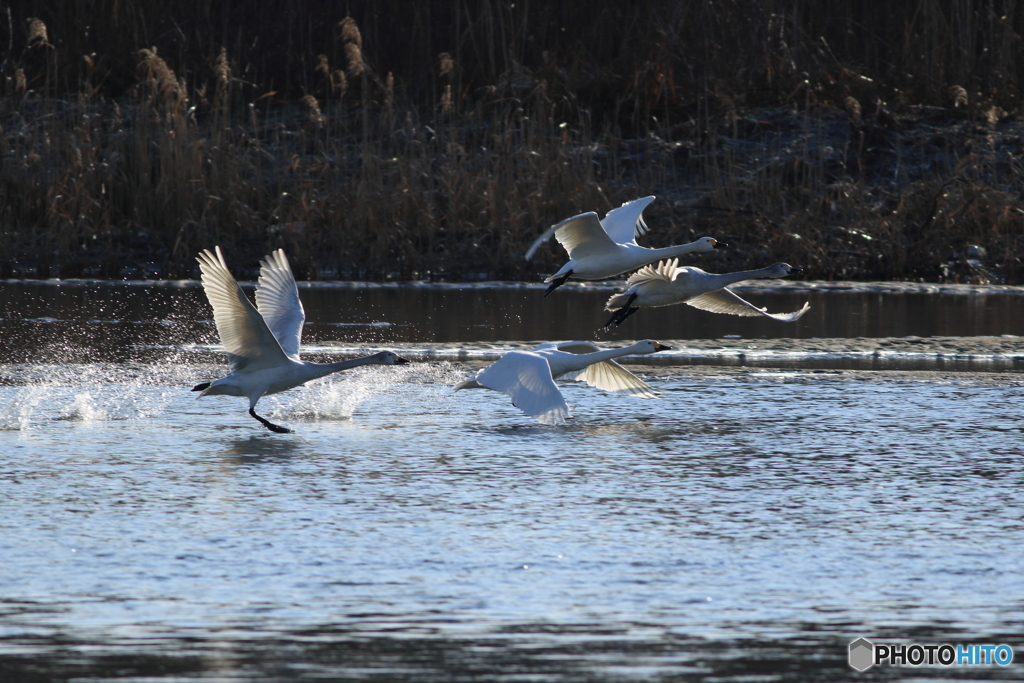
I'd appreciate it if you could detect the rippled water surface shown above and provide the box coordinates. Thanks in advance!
[2,281,1023,681]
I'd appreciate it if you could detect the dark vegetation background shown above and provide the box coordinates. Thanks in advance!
[2,0,1023,282]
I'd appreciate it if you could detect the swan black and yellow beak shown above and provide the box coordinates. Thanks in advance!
[652,342,672,352]
[395,356,411,365]
[787,266,804,275]
[712,239,729,249]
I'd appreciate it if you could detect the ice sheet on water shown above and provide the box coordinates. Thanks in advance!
[297,342,1024,373]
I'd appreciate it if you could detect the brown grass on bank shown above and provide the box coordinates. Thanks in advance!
[1,2,1024,282]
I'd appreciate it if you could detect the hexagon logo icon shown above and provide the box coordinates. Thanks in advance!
[849,638,875,671]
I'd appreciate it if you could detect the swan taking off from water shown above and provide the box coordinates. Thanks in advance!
[603,259,809,328]
[524,196,726,296]
[192,247,409,433]
[454,339,671,424]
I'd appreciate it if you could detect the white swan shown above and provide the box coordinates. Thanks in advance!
[604,258,810,328]
[192,247,409,433]
[454,339,671,424]
[524,196,726,296]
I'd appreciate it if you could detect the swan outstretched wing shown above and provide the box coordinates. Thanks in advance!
[524,197,656,260]
[625,258,681,286]
[600,195,656,245]
[197,247,289,371]
[686,289,811,321]
[524,223,557,260]
[552,212,620,260]
[534,341,656,398]
[474,351,569,425]
[256,249,305,359]
[571,360,656,398]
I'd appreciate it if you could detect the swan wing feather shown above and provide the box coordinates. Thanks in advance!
[601,195,656,244]
[474,351,570,424]
[552,212,620,259]
[534,341,656,398]
[196,247,289,371]
[526,196,656,259]
[686,289,811,321]
[255,249,305,359]
[576,360,657,398]
[625,258,680,286]
[524,223,557,260]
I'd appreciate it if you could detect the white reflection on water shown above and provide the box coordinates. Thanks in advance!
[1,358,1023,681]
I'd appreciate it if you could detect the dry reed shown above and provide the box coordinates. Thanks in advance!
[1,1,1023,282]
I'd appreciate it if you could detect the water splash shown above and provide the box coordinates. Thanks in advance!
[0,387,45,431]
[67,392,108,422]
[287,375,370,420]
[0,362,185,429]
[286,366,402,420]
[285,362,465,421]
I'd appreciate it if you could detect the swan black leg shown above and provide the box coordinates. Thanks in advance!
[602,293,639,328]
[614,307,641,326]
[603,309,625,328]
[192,382,211,392]
[544,270,573,297]
[249,407,292,433]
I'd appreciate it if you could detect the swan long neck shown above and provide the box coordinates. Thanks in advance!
[302,355,382,382]
[703,266,782,290]
[644,241,710,260]
[573,343,651,368]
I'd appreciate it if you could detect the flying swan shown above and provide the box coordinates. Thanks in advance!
[454,339,671,424]
[524,196,726,296]
[192,247,409,433]
[603,258,810,328]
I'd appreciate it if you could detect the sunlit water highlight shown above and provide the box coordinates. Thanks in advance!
[1,281,1023,681]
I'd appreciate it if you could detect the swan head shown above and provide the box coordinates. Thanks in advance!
[634,340,673,354]
[768,263,803,277]
[695,237,728,251]
[375,351,411,365]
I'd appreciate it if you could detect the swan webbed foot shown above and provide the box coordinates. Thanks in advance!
[263,422,293,434]
[544,270,573,297]
[618,307,640,326]
[602,293,639,328]
[249,407,293,434]
[603,306,639,328]
[192,382,211,392]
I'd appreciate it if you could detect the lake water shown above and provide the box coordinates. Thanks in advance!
[1,279,1023,682]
